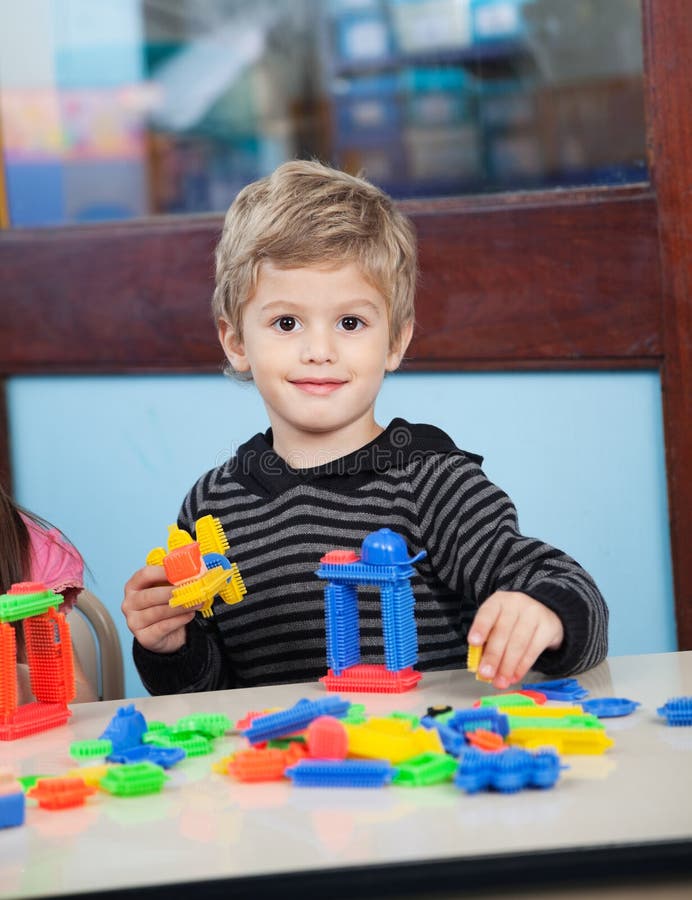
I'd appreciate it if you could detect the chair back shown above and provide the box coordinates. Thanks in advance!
[71,590,125,700]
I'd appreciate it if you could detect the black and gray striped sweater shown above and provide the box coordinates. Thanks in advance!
[133,418,608,694]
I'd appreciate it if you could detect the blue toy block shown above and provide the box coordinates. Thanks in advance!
[420,717,465,757]
[285,759,396,787]
[581,698,641,718]
[99,705,148,752]
[324,583,361,674]
[447,707,510,738]
[657,696,692,726]
[242,697,351,745]
[523,678,589,701]
[202,552,231,570]
[454,747,564,794]
[107,745,186,768]
[0,791,25,828]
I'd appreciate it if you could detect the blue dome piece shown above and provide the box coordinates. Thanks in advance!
[360,528,426,566]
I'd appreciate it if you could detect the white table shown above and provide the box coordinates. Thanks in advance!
[1,652,691,900]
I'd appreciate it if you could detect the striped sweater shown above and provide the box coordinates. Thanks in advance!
[133,418,608,694]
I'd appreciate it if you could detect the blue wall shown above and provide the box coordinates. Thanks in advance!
[7,370,676,698]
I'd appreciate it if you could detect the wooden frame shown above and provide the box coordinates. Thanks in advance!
[0,1,689,646]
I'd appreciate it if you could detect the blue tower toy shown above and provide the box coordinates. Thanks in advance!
[315,528,426,693]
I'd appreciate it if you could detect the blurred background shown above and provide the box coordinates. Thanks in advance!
[1,0,646,226]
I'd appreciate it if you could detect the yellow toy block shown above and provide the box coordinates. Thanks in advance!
[167,525,194,551]
[145,547,167,567]
[218,563,247,606]
[345,720,443,763]
[508,727,614,754]
[507,705,585,718]
[196,514,230,557]
[170,568,235,618]
[67,764,118,787]
[467,642,492,682]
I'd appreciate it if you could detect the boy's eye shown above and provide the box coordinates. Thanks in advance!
[272,316,299,332]
[338,316,364,332]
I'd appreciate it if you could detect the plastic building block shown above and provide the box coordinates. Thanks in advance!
[466,643,492,682]
[393,752,458,786]
[146,516,246,620]
[306,716,349,759]
[228,744,306,782]
[506,704,586,719]
[516,690,547,704]
[175,713,232,737]
[27,777,96,810]
[425,705,453,721]
[0,582,61,622]
[147,730,212,756]
[321,664,421,693]
[242,697,351,745]
[523,678,589,701]
[581,698,641,718]
[419,718,465,757]
[454,747,564,794]
[508,727,614,754]
[388,711,420,729]
[0,702,72,741]
[316,529,426,681]
[1,585,76,740]
[466,729,506,752]
[0,770,25,828]
[447,707,510,738]
[107,745,186,768]
[0,791,25,827]
[506,713,603,731]
[66,765,114,787]
[70,739,113,760]
[657,697,692,726]
[341,703,368,724]
[345,718,443,763]
[477,693,537,709]
[285,759,396,788]
[99,762,169,796]
[99,705,148,752]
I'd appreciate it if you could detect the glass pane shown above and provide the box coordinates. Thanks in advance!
[0,0,646,227]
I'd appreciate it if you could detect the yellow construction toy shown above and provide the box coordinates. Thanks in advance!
[146,515,246,618]
[466,642,492,683]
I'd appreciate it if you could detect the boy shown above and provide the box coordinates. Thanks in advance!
[123,160,608,695]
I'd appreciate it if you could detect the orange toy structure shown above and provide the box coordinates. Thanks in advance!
[0,582,75,740]
[146,515,246,618]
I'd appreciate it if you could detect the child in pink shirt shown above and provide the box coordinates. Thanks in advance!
[1,485,96,703]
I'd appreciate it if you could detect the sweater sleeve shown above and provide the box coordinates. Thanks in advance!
[132,474,236,695]
[413,453,608,676]
[133,617,234,695]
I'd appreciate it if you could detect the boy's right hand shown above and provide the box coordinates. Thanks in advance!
[122,566,197,654]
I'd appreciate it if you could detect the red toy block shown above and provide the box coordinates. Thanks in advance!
[306,716,348,759]
[467,729,506,752]
[0,623,18,717]
[27,776,95,810]
[24,609,75,705]
[164,543,202,585]
[321,664,421,694]
[0,702,72,740]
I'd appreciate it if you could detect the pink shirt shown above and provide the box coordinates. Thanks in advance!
[21,515,84,609]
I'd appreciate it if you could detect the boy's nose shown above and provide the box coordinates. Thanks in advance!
[299,328,336,364]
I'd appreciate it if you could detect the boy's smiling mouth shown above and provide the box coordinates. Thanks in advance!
[290,378,347,395]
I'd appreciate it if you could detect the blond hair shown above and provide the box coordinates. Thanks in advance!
[212,160,417,363]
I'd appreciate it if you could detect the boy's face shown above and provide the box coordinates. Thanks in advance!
[219,261,412,462]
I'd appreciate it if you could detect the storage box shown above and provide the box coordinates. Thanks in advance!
[471,0,529,43]
[402,67,475,127]
[404,122,480,180]
[389,0,472,53]
[333,73,401,134]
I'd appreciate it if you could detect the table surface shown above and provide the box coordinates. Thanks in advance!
[1,652,692,900]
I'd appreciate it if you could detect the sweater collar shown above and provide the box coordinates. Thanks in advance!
[228,418,480,498]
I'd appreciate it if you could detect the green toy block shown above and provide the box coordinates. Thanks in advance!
[478,693,537,708]
[0,587,60,623]
[99,762,168,796]
[70,740,113,760]
[175,713,232,738]
[393,752,458,786]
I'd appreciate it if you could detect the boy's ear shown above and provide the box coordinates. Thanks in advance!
[385,319,414,372]
[218,319,251,373]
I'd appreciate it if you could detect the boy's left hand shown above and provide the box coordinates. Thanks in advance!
[467,591,564,690]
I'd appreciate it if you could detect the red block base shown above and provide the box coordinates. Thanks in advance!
[0,702,72,741]
[320,664,421,693]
